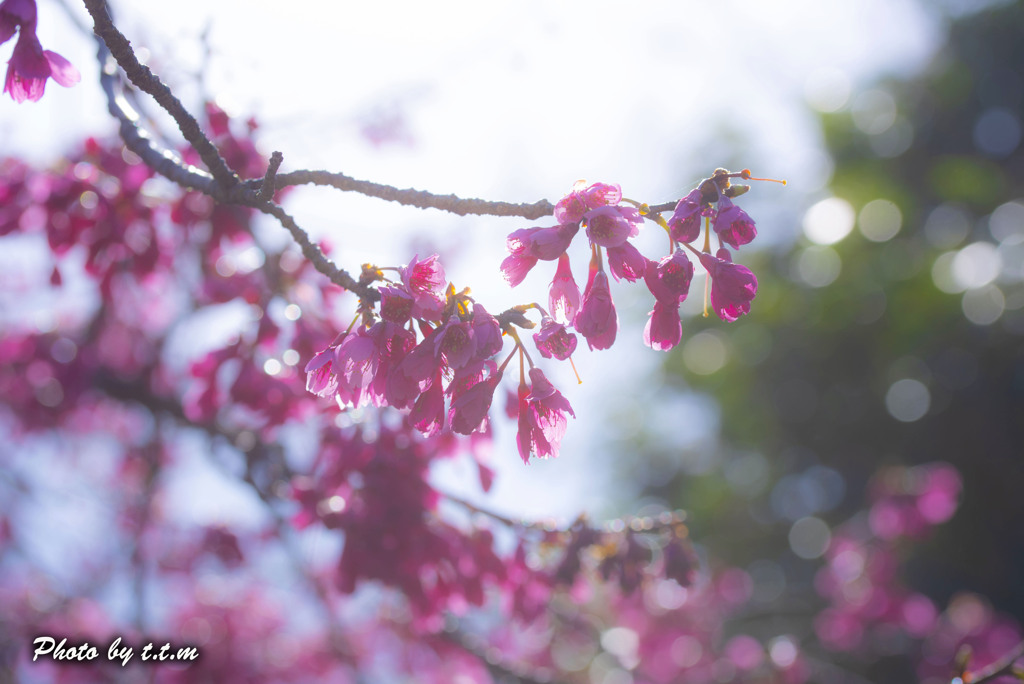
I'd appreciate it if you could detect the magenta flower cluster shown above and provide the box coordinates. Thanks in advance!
[501,170,768,354]
[305,254,574,464]
[0,0,79,102]
[305,171,775,467]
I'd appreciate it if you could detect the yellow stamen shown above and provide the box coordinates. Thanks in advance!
[740,169,787,186]
[519,347,525,386]
[703,274,709,318]
[569,356,582,385]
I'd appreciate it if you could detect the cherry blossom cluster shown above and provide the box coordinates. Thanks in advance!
[3,4,1022,683]
[304,254,576,464]
[290,419,508,628]
[809,462,1024,683]
[0,0,79,102]
[287,414,704,629]
[502,169,782,353]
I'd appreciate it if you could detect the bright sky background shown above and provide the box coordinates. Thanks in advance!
[1,0,953,529]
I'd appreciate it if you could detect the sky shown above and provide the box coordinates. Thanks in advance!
[0,0,951,528]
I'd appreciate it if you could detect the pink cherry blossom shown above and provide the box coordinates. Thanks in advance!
[385,327,442,408]
[4,29,79,103]
[713,195,757,249]
[553,180,590,224]
[434,315,476,369]
[500,252,538,287]
[505,223,579,261]
[470,304,504,360]
[400,254,446,319]
[448,362,501,435]
[304,344,341,397]
[606,241,647,282]
[644,249,694,303]
[409,370,445,435]
[379,285,414,324]
[548,253,580,324]
[643,300,682,351]
[554,180,622,224]
[580,181,622,210]
[583,205,641,248]
[668,188,706,244]
[532,316,577,360]
[574,265,617,350]
[516,368,574,463]
[697,248,758,322]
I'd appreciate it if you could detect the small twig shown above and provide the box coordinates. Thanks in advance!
[962,640,1024,684]
[82,0,239,190]
[645,201,677,214]
[258,151,283,201]
[129,438,161,635]
[440,490,534,529]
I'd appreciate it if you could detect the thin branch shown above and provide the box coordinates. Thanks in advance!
[241,169,555,220]
[129,437,161,635]
[440,490,534,529]
[240,456,354,662]
[645,201,677,214]
[963,641,1024,684]
[255,201,380,302]
[82,0,556,222]
[90,26,222,196]
[443,626,564,684]
[82,0,238,190]
[258,151,283,201]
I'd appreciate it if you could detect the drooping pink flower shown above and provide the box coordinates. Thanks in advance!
[713,195,757,249]
[368,321,416,403]
[448,362,502,435]
[434,315,476,370]
[409,370,445,436]
[501,223,579,287]
[532,316,577,361]
[698,248,758,322]
[584,205,641,248]
[470,304,503,360]
[4,29,79,103]
[644,249,694,303]
[500,252,538,287]
[548,253,580,324]
[516,384,550,464]
[643,300,682,351]
[516,368,575,463]
[505,223,579,261]
[385,328,441,409]
[606,241,647,282]
[574,264,617,350]
[328,322,413,408]
[668,188,706,244]
[332,327,378,407]
[304,344,341,398]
